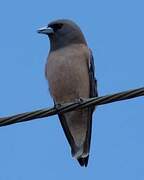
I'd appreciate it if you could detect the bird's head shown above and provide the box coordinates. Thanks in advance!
[37,19,87,50]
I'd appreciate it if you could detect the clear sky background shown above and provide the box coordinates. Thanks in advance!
[0,0,144,179]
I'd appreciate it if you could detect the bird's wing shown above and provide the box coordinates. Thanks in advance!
[89,49,98,99]
[78,49,98,166]
[58,49,98,167]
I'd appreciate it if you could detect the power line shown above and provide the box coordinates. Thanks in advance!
[0,87,144,127]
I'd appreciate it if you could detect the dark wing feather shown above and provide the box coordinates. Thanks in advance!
[58,49,98,167]
[78,49,98,167]
[89,49,98,99]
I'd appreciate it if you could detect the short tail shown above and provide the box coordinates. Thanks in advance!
[72,145,89,167]
[77,156,89,167]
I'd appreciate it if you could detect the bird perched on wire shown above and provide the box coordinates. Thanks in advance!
[37,19,98,167]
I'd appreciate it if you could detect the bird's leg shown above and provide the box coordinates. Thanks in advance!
[54,102,62,111]
[75,97,87,104]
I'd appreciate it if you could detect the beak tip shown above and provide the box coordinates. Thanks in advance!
[37,27,44,34]
[37,29,41,34]
[37,26,54,35]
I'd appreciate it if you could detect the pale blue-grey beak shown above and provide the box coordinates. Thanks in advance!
[37,26,54,35]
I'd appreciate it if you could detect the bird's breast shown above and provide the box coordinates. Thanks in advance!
[46,44,90,103]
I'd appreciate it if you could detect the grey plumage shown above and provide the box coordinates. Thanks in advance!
[38,19,98,167]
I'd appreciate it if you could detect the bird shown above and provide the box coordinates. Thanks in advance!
[37,19,98,167]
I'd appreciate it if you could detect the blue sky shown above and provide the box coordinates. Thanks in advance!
[0,0,144,179]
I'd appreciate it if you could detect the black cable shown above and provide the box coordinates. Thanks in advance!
[0,87,143,127]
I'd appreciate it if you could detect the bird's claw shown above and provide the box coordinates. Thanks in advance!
[75,97,87,104]
[54,103,62,110]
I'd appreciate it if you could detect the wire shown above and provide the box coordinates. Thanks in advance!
[0,87,144,127]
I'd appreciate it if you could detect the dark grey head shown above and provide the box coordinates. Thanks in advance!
[37,19,87,50]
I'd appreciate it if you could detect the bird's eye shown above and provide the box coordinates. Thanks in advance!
[50,23,63,32]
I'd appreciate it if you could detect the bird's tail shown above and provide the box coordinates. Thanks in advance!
[58,109,92,167]
[72,145,89,167]
[77,156,89,167]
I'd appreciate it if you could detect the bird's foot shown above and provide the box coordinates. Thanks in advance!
[75,97,87,104]
[54,103,62,111]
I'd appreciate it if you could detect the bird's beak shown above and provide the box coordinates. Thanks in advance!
[37,26,54,35]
